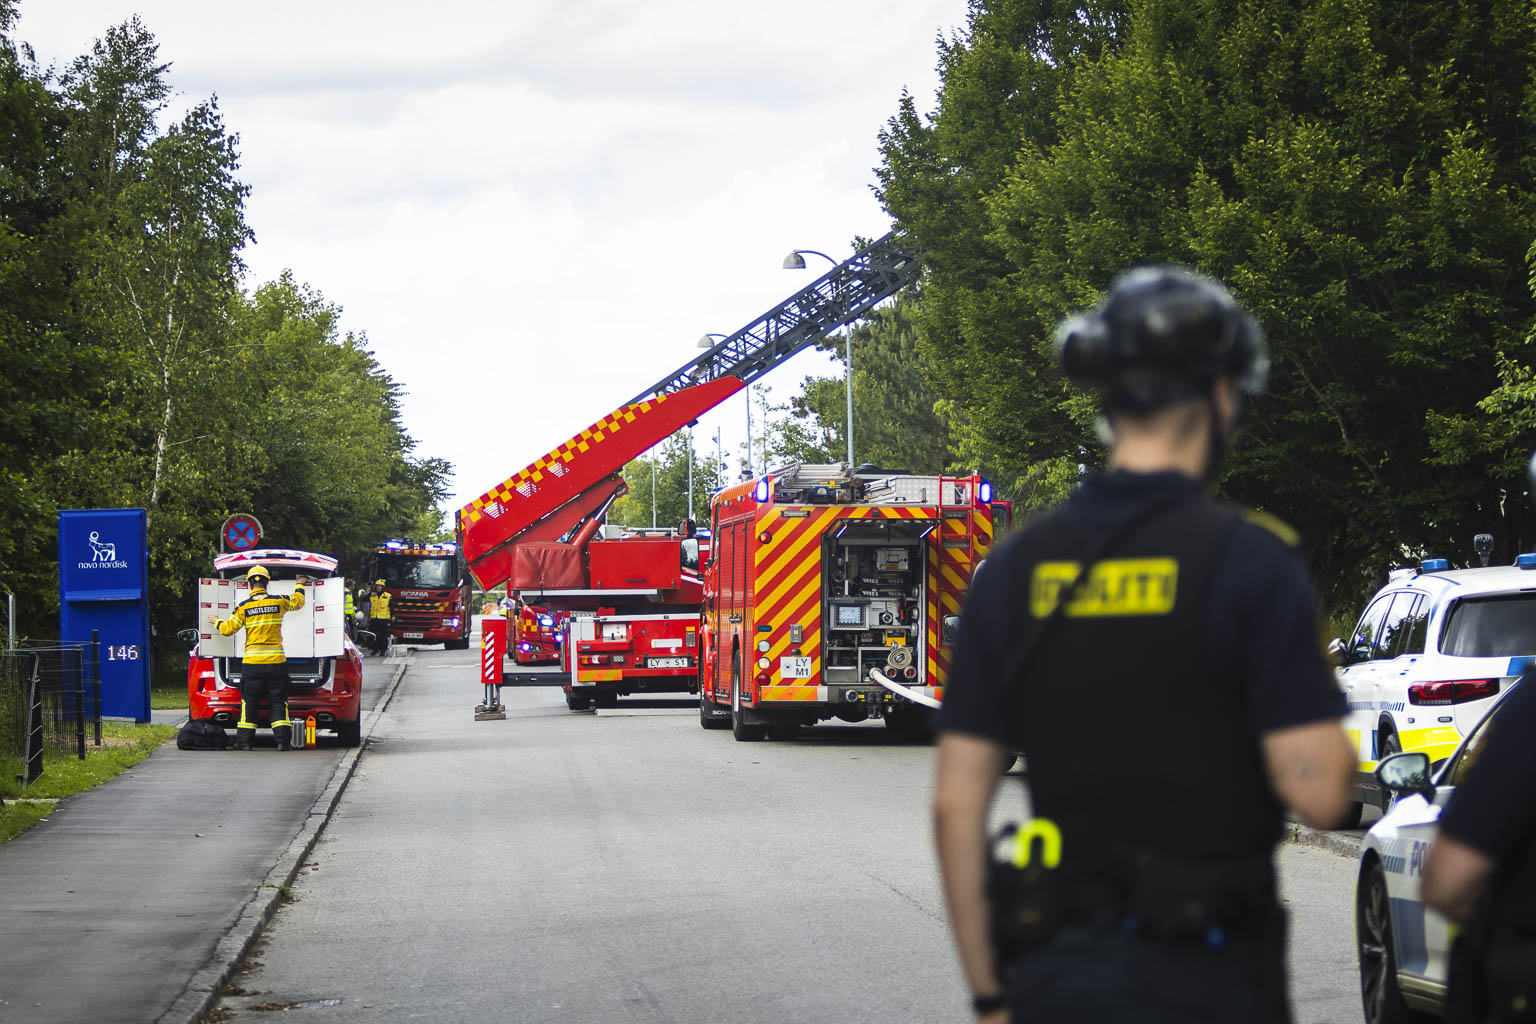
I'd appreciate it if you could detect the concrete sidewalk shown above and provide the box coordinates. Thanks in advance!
[0,660,407,1024]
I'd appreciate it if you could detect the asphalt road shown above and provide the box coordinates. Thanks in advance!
[213,648,1368,1024]
[0,651,399,1024]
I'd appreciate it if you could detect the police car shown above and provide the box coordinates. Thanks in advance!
[1334,553,1536,826]
[1355,676,1520,1023]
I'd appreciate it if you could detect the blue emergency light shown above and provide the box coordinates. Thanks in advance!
[519,642,531,652]
[384,540,405,549]
[755,478,771,503]
[1517,553,1536,570]
[1420,558,1451,573]
[979,480,993,504]
[539,615,555,628]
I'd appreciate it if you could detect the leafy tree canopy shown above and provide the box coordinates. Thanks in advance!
[878,0,1536,605]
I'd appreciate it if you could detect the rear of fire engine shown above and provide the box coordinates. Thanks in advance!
[368,541,472,650]
[699,464,996,741]
[457,379,745,713]
[561,528,708,710]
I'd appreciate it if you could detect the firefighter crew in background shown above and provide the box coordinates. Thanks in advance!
[366,579,391,656]
[1421,451,1536,1024]
[206,565,310,751]
[342,579,355,637]
[932,267,1355,1023]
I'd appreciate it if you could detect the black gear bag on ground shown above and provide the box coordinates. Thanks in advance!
[176,718,230,750]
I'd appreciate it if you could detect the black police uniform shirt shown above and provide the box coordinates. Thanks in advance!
[1438,667,1536,932]
[940,469,1346,858]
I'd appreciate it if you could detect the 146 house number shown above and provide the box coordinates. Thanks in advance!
[107,645,140,660]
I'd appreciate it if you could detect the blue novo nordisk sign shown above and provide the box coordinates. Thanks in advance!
[58,509,150,722]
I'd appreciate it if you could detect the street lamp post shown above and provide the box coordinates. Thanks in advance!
[698,332,749,479]
[783,248,852,468]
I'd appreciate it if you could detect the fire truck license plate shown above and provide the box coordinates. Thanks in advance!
[402,632,424,639]
[781,657,812,679]
[648,657,687,669]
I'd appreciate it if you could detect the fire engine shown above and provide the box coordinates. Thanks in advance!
[457,233,920,711]
[365,541,472,650]
[511,600,567,664]
[698,464,1001,740]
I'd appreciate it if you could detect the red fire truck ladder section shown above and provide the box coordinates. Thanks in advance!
[457,231,918,592]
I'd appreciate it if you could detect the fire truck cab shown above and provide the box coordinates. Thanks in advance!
[699,464,997,740]
[366,541,473,650]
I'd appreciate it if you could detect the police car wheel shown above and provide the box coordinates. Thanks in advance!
[1357,861,1433,1024]
[1375,730,1404,811]
[1337,801,1365,830]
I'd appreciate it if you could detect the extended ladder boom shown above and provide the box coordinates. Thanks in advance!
[458,378,744,589]
[628,232,916,404]
[457,231,918,591]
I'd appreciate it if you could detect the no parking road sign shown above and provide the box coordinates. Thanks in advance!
[222,514,263,552]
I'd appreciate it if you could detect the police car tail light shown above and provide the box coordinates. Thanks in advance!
[1408,678,1500,706]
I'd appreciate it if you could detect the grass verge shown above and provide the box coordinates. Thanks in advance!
[151,683,189,710]
[0,721,177,843]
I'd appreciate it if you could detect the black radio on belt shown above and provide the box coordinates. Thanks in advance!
[987,819,1067,965]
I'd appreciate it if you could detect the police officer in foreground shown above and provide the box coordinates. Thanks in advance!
[1421,452,1536,1024]
[207,565,310,751]
[366,579,392,656]
[933,267,1355,1023]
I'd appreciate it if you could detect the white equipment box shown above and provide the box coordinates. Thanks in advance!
[197,577,344,659]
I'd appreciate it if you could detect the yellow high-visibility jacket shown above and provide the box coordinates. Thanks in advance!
[369,591,392,619]
[218,584,306,664]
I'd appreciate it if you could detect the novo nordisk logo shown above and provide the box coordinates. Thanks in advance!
[78,530,129,570]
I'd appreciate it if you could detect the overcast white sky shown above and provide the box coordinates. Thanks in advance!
[17,0,966,517]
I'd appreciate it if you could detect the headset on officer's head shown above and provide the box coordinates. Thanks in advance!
[1054,266,1269,415]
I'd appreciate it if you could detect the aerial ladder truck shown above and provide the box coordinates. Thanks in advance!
[458,233,966,711]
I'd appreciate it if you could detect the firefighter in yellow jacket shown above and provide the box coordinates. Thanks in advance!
[207,565,311,750]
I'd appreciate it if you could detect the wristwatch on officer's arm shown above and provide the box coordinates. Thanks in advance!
[972,992,1006,1014]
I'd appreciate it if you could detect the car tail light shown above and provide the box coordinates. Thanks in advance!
[1408,678,1500,706]
[756,672,770,686]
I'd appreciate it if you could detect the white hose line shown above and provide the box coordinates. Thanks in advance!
[869,667,941,710]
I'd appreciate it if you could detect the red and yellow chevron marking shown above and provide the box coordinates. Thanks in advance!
[462,394,671,528]
[753,505,936,686]
[758,685,824,702]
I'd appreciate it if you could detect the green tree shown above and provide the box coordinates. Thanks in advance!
[879,0,1536,604]
[0,12,452,667]
[773,296,954,474]
[611,433,722,529]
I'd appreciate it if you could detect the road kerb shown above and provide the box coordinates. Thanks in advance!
[156,658,409,1024]
[1286,820,1362,860]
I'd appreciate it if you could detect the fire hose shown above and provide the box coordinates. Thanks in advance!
[869,667,941,710]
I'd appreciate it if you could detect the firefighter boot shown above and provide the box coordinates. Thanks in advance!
[234,699,256,750]
[272,700,293,751]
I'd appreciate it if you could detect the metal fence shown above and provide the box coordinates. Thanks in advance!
[0,637,102,789]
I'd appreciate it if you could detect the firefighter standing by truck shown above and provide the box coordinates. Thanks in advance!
[932,267,1354,1023]
[366,580,392,656]
[206,566,310,751]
